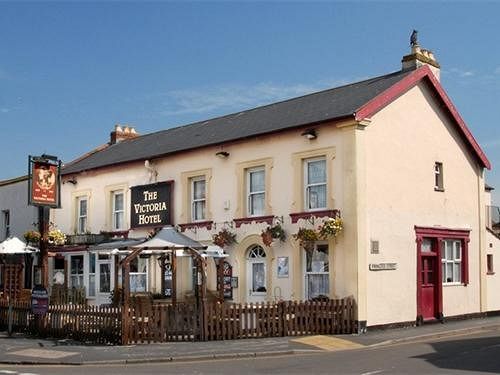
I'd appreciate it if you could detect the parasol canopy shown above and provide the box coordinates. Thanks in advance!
[0,237,39,254]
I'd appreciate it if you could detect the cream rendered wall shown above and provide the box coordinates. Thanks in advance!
[486,230,500,311]
[54,124,356,303]
[364,82,483,326]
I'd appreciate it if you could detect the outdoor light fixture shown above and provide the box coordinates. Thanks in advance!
[301,129,317,140]
[216,151,230,158]
[65,178,77,185]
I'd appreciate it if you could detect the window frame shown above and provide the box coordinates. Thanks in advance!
[246,166,266,217]
[304,242,330,300]
[88,252,96,297]
[304,157,327,211]
[76,196,88,234]
[111,190,125,231]
[69,254,84,288]
[434,162,444,191]
[129,256,149,293]
[441,239,462,285]
[487,254,494,275]
[2,210,10,239]
[190,176,206,222]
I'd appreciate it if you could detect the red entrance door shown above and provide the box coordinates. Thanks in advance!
[420,254,438,320]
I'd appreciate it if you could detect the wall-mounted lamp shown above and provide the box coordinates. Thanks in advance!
[216,151,230,158]
[65,178,77,185]
[301,129,317,140]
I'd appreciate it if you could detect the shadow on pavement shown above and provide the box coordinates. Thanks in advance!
[412,335,500,373]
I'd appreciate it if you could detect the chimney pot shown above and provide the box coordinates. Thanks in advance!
[110,124,139,144]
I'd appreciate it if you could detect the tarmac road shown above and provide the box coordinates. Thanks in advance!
[1,325,500,374]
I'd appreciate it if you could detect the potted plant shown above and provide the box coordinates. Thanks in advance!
[318,217,343,239]
[212,228,237,248]
[292,227,319,252]
[261,223,286,246]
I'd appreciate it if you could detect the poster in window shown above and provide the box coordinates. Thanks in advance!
[277,256,289,278]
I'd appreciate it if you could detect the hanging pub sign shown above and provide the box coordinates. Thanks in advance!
[28,155,61,208]
[130,181,173,228]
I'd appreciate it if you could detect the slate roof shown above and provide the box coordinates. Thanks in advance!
[62,68,415,175]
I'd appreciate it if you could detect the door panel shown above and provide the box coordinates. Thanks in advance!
[420,255,437,320]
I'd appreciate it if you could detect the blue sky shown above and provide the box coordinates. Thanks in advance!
[1,2,499,203]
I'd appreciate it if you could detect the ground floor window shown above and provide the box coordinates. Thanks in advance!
[130,256,148,293]
[441,239,462,284]
[70,255,84,288]
[305,243,329,299]
[248,245,267,294]
[88,253,96,297]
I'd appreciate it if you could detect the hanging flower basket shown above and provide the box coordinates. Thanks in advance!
[23,230,41,245]
[261,223,286,246]
[212,228,237,248]
[318,217,343,239]
[293,227,319,252]
[48,229,66,245]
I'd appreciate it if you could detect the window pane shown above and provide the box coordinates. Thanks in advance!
[79,199,87,216]
[307,185,326,209]
[454,242,461,260]
[308,160,326,184]
[306,245,329,272]
[193,179,205,200]
[454,263,461,282]
[89,253,96,274]
[130,274,147,293]
[421,238,433,252]
[88,275,96,297]
[99,263,111,293]
[114,212,123,230]
[249,193,265,216]
[445,242,452,260]
[114,193,124,210]
[193,201,205,221]
[306,274,329,299]
[71,255,84,275]
[78,217,87,234]
[252,262,266,292]
[446,263,453,282]
[138,257,148,273]
[250,170,265,192]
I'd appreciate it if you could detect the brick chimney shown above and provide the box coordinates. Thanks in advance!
[402,35,440,81]
[110,124,139,144]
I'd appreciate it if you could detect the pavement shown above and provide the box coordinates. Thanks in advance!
[1,315,500,365]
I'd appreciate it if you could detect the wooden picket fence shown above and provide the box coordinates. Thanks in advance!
[0,297,356,345]
[203,298,355,341]
[123,297,356,344]
[0,300,121,344]
[122,302,200,344]
[49,285,87,305]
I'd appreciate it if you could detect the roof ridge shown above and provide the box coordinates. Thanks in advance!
[136,69,409,140]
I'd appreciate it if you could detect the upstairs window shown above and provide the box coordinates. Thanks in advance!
[304,158,327,210]
[247,167,265,216]
[434,162,444,191]
[2,210,10,239]
[112,191,124,230]
[191,177,206,222]
[76,197,88,234]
